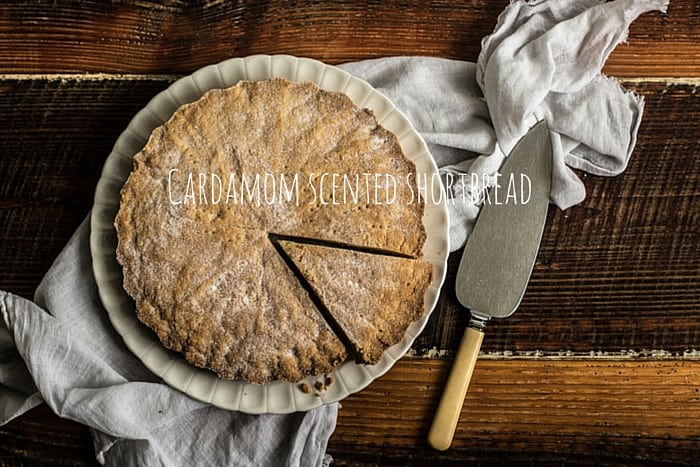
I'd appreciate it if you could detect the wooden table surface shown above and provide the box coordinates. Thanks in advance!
[1,1,698,465]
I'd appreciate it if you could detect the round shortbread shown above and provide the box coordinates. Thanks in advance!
[115,78,429,384]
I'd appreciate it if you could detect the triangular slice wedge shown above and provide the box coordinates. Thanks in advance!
[278,240,433,364]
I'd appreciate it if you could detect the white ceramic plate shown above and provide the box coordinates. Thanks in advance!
[90,55,449,414]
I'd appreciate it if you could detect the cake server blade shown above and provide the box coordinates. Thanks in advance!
[428,121,552,451]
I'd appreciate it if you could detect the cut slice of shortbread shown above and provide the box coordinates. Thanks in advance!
[278,239,433,364]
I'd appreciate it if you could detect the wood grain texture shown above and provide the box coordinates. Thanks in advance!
[0,78,171,297]
[328,359,700,465]
[0,405,95,466]
[0,0,696,76]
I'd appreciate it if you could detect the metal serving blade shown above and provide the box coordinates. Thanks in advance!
[428,121,553,451]
[456,120,552,319]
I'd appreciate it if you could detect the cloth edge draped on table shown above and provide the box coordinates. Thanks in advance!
[342,0,668,251]
[1,217,337,467]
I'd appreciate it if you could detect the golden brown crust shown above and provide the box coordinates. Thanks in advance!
[115,78,429,384]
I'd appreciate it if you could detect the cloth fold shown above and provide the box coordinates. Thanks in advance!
[1,218,336,466]
[0,1,666,465]
[477,0,667,213]
[343,0,667,250]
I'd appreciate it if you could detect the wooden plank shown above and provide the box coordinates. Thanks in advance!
[3,358,699,465]
[0,79,697,353]
[0,77,172,297]
[0,0,696,76]
[328,358,700,465]
[0,405,95,466]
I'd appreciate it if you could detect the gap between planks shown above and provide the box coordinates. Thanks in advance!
[408,348,700,360]
[0,73,699,87]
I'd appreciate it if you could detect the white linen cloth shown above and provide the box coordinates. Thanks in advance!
[342,0,668,250]
[1,218,337,466]
[0,0,667,465]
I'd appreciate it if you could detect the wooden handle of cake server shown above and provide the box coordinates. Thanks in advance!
[427,326,484,451]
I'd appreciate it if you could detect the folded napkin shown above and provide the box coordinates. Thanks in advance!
[0,1,666,465]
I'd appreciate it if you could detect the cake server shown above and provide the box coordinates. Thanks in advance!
[428,121,552,451]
